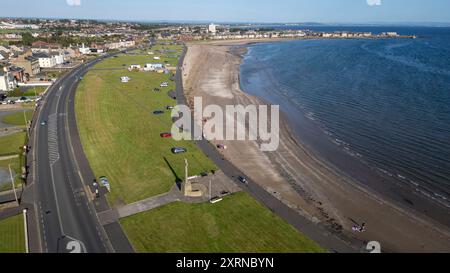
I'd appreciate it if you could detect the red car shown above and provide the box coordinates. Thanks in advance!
[160,133,172,138]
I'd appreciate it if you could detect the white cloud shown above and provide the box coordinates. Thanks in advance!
[367,0,382,6]
[66,0,81,6]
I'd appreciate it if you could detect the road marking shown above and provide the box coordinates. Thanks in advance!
[47,114,60,164]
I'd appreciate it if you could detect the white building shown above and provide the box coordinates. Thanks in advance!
[34,52,56,68]
[53,53,65,65]
[208,23,217,34]
[106,40,135,50]
[79,43,91,55]
[0,70,17,92]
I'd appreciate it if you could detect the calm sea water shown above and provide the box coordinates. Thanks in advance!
[240,27,450,207]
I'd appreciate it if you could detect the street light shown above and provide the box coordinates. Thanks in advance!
[8,164,19,205]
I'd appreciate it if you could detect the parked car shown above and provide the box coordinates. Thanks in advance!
[99,176,111,192]
[166,106,174,110]
[171,147,187,154]
[238,176,248,185]
[160,133,172,138]
[217,144,227,150]
[153,110,164,115]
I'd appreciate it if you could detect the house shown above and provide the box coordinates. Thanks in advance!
[34,52,56,68]
[11,50,40,76]
[105,40,135,50]
[51,52,65,65]
[153,56,161,60]
[8,66,25,82]
[0,69,17,92]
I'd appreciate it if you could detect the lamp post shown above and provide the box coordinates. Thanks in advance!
[8,164,19,205]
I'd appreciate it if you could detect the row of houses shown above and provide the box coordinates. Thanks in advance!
[78,39,136,55]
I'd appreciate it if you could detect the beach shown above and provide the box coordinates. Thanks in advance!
[182,41,450,252]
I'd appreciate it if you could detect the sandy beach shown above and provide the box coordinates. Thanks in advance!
[182,41,450,252]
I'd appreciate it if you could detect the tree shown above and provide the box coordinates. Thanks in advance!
[21,32,34,46]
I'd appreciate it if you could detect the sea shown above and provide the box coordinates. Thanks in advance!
[239,26,450,210]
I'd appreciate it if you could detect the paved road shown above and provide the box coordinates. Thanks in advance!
[175,45,362,253]
[28,54,133,253]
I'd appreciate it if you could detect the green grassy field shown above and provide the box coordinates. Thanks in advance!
[1,111,33,126]
[121,192,325,253]
[76,49,216,206]
[0,132,26,156]
[0,214,25,253]
[0,121,27,192]
[0,157,22,192]
[22,86,47,96]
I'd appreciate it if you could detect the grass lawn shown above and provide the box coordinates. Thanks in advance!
[0,214,25,253]
[22,86,47,96]
[121,192,325,253]
[0,132,26,156]
[0,156,23,192]
[76,47,216,206]
[1,111,33,126]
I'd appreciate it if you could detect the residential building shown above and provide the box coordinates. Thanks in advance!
[0,69,17,92]
[208,23,217,34]
[34,52,57,68]
[11,50,40,76]
[105,40,135,50]
[8,66,25,82]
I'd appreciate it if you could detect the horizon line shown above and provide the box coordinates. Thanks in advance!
[1,16,450,26]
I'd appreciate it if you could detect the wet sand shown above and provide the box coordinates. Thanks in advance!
[182,42,450,253]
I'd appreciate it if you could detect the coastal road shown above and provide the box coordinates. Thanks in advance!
[28,54,132,253]
[175,46,360,253]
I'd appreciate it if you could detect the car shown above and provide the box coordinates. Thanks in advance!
[160,133,172,138]
[153,110,164,115]
[217,144,227,150]
[99,176,111,192]
[40,120,47,126]
[166,106,174,110]
[238,176,248,185]
[171,147,187,154]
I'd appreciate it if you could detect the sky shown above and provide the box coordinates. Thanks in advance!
[1,0,450,24]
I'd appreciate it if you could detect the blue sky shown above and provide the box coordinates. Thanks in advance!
[2,0,450,23]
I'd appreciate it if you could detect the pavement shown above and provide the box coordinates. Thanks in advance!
[25,54,134,253]
[0,188,23,204]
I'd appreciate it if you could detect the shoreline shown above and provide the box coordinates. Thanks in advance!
[182,41,450,252]
[235,43,450,219]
